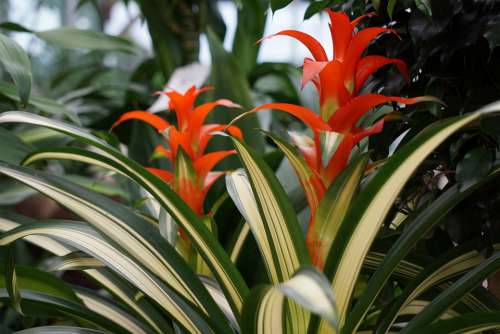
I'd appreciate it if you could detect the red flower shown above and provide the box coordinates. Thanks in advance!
[112,85,242,216]
[250,9,441,264]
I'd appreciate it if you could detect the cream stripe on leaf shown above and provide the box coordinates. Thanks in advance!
[0,212,170,334]
[347,159,500,334]
[231,137,311,333]
[0,111,247,316]
[318,102,500,333]
[0,163,233,334]
[241,267,337,334]
[0,220,208,334]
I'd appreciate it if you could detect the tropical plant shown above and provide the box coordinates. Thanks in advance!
[2,4,500,334]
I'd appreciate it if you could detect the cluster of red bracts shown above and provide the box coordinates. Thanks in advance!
[251,9,439,263]
[112,85,242,216]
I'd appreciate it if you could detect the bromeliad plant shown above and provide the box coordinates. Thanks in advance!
[1,8,500,334]
[111,85,243,271]
[242,9,440,265]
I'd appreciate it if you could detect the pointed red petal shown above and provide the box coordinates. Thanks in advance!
[329,94,440,132]
[302,58,328,89]
[194,150,236,180]
[197,124,242,156]
[343,27,396,93]
[352,118,385,143]
[318,60,350,119]
[327,10,353,62]
[289,131,319,172]
[355,55,409,94]
[351,12,377,27]
[190,99,241,135]
[111,111,170,132]
[261,30,328,61]
[146,167,173,183]
[250,103,330,132]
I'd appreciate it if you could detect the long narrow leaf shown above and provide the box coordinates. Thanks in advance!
[0,33,31,105]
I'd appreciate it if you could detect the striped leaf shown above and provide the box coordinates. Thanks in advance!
[44,252,105,272]
[419,311,500,334]
[321,101,500,331]
[0,212,171,334]
[402,251,500,332]
[311,153,369,267]
[230,137,310,332]
[14,326,108,334]
[348,161,500,334]
[0,290,130,334]
[376,243,500,333]
[4,244,23,315]
[0,111,247,316]
[0,219,210,333]
[0,33,31,105]
[242,267,337,334]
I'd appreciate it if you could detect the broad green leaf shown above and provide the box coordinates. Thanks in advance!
[207,28,265,154]
[0,111,248,318]
[419,311,500,334]
[304,1,334,20]
[322,101,500,331]
[0,262,80,304]
[242,267,337,334]
[0,290,129,334]
[0,128,33,164]
[0,163,232,334]
[348,161,500,334]
[402,251,500,332]
[0,32,31,105]
[456,147,492,189]
[376,243,500,333]
[4,244,23,315]
[415,0,432,16]
[14,326,107,334]
[0,82,79,124]
[36,28,140,54]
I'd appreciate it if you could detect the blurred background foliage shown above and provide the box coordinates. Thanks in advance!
[2,0,500,329]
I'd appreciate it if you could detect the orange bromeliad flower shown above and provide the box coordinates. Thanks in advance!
[248,9,440,265]
[112,85,242,216]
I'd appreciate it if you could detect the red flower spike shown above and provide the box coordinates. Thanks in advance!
[113,86,242,217]
[111,111,170,133]
[327,10,353,61]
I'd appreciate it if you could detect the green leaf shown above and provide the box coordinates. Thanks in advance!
[304,1,334,20]
[0,82,80,124]
[0,32,32,105]
[0,290,130,334]
[402,252,500,332]
[456,147,492,190]
[415,0,432,16]
[0,163,232,334]
[44,252,105,272]
[4,244,23,315]
[0,128,33,164]
[387,0,397,18]
[206,28,265,154]
[36,28,141,54]
[322,101,500,331]
[344,161,500,334]
[311,153,369,267]
[0,22,33,33]
[376,242,500,333]
[14,327,107,334]
[241,267,337,334]
[419,311,500,334]
[0,111,247,318]
[271,0,293,12]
